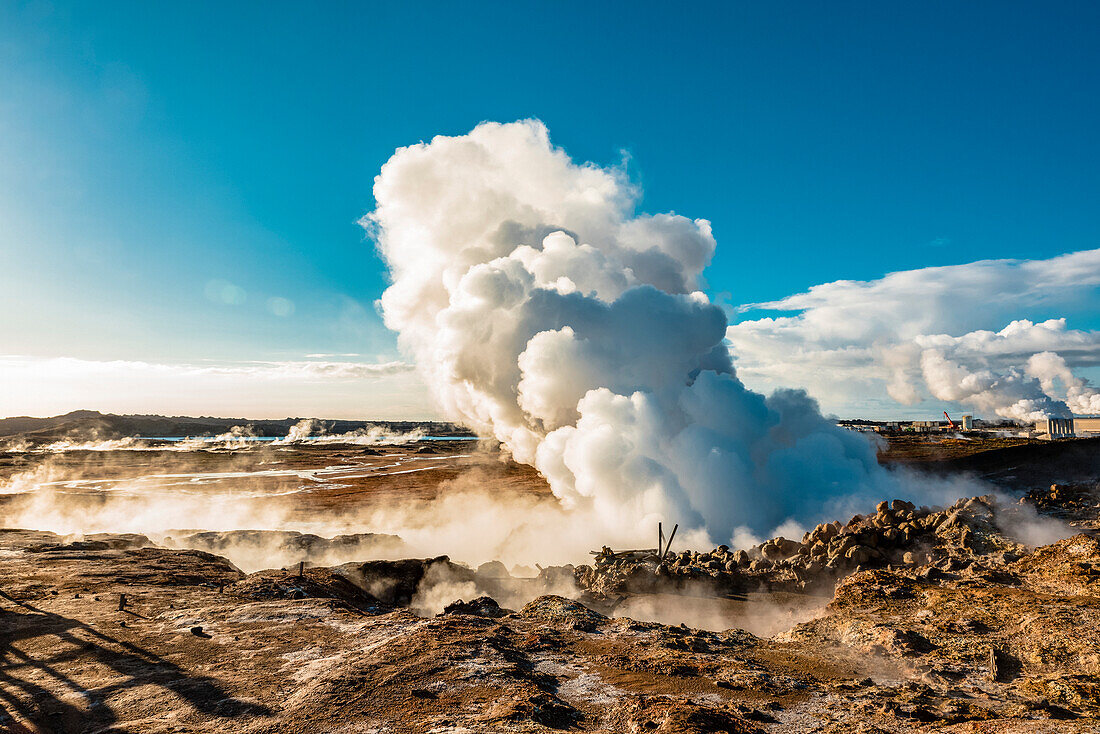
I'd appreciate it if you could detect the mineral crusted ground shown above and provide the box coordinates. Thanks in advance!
[2,436,1100,732]
[0,478,1098,732]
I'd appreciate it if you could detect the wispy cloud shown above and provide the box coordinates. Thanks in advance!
[199,359,415,381]
[0,356,414,381]
[0,355,427,419]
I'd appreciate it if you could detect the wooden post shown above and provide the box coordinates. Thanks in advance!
[298,561,305,578]
[117,593,126,611]
[663,524,679,558]
[658,522,664,558]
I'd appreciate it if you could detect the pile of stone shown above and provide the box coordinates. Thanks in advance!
[1023,482,1099,513]
[576,495,1029,597]
[579,549,667,596]
[442,596,509,618]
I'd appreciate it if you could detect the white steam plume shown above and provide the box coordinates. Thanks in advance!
[917,348,1068,423]
[364,120,904,546]
[271,418,427,445]
[1026,350,1100,415]
[901,319,1100,421]
[281,418,321,442]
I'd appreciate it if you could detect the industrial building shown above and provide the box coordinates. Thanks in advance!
[842,413,1100,439]
[837,413,986,434]
[1033,416,1100,439]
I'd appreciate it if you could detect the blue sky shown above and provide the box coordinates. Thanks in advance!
[2,1,1099,418]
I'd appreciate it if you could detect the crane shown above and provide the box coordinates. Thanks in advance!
[943,411,957,430]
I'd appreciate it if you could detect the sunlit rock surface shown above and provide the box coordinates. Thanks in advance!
[2,480,1099,732]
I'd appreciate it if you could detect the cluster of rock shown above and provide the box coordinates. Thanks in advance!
[1024,482,1099,514]
[223,565,383,608]
[575,495,1030,597]
[25,532,153,552]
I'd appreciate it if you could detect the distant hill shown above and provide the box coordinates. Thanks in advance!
[0,410,474,442]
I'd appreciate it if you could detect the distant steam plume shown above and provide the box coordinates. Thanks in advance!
[904,319,1100,422]
[271,418,426,445]
[1026,350,1100,416]
[364,120,904,547]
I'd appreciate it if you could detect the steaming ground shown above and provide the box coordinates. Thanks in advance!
[0,431,1004,572]
[0,438,576,569]
[0,422,1090,731]
[0,452,1097,732]
[0,436,841,636]
[1,429,1076,647]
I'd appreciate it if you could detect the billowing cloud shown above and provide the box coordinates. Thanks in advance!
[728,250,1100,420]
[365,119,906,546]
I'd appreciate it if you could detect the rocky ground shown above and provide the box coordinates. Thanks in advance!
[0,478,1098,732]
[580,492,1075,597]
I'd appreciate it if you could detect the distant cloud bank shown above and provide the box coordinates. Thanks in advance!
[728,248,1100,420]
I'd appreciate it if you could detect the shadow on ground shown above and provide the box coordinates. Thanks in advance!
[0,593,270,733]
